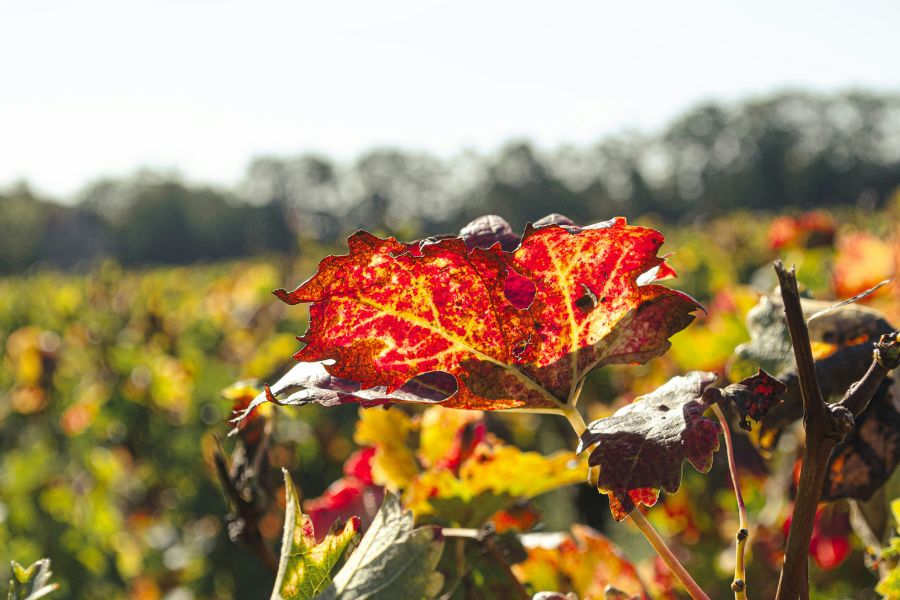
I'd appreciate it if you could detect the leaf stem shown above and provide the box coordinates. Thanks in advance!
[628,510,711,600]
[712,404,749,600]
[562,405,588,436]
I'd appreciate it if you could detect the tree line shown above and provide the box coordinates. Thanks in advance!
[3,90,899,274]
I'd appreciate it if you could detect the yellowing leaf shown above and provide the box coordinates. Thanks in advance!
[406,441,586,526]
[353,407,419,490]
[417,407,482,468]
[272,470,360,600]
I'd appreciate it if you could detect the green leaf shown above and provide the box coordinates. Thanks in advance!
[317,493,445,600]
[272,470,361,600]
[7,559,58,600]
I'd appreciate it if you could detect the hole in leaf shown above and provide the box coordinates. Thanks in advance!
[574,284,599,313]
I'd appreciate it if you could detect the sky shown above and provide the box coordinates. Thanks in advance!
[2,0,900,199]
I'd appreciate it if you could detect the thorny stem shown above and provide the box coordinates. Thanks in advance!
[713,404,749,600]
[629,510,711,600]
[563,406,707,599]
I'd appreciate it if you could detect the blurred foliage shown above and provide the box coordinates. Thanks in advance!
[1,195,898,597]
[4,90,900,274]
[3,93,900,596]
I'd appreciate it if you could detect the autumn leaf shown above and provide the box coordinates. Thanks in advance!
[731,295,894,452]
[270,216,699,412]
[417,407,483,470]
[304,449,384,542]
[340,405,585,528]
[230,361,455,431]
[823,378,900,501]
[577,371,722,521]
[507,218,699,402]
[272,470,360,600]
[731,295,900,499]
[353,407,419,491]
[513,526,648,599]
[405,443,587,527]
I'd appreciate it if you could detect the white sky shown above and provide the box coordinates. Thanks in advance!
[2,0,899,198]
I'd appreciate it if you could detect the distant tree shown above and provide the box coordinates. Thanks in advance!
[0,184,52,273]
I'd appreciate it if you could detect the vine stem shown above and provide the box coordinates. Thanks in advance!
[773,261,840,600]
[712,404,749,600]
[561,405,708,600]
[629,510,711,600]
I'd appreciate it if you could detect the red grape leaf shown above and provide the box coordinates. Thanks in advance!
[272,218,699,411]
[509,218,699,401]
[276,232,549,409]
[304,449,384,541]
[577,371,722,521]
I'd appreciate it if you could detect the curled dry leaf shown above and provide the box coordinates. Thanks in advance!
[731,294,900,500]
[259,216,698,414]
[823,378,900,501]
[230,361,455,431]
[709,369,787,431]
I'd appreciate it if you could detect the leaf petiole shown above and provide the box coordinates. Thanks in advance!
[629,510,711,600]
[713,403,749,600]
[561,404,588,437]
